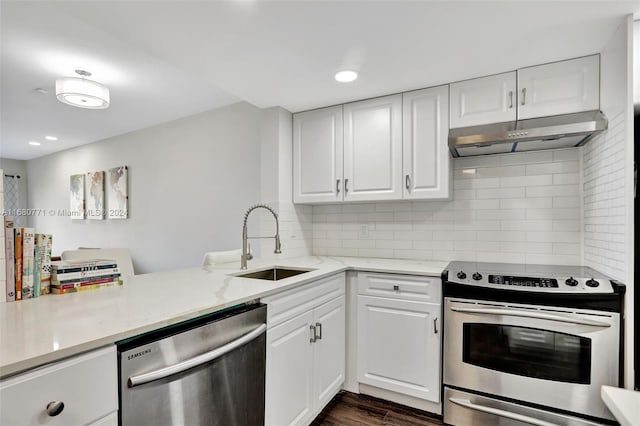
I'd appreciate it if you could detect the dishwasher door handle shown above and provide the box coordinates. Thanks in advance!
[127,323,267,387]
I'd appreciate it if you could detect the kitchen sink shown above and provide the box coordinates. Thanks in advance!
[234,267,313,281]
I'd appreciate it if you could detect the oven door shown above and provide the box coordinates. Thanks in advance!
[444,298,619,421]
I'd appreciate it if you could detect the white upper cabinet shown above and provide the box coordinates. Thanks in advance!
[449,72,517,128]
[343,94,403,202]
[293,106,343,203]
[402,85,451,200]
[518,55,600,120]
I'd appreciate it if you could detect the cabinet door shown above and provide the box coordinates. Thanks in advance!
[293,106,343,204]
[343,94,403,201]
[449,72,517,128]
[265,311,314,426]
[312,295,346,412]
[357,296,441,403]
[518,55,599,120]
[402,85,451,200]
[0,346,117,426]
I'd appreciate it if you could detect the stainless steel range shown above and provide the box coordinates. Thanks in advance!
[442,261,625,426]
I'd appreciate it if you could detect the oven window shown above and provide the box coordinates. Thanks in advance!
[463,323,591,384]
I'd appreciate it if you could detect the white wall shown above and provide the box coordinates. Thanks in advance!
[257,107,312,261]
[583,15,634,388]
[26,102,263,274]
[313,149,583,265]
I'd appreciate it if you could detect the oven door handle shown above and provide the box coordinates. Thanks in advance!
[127,323,267,388]
[448,398,559,426]
[449,306,611,327]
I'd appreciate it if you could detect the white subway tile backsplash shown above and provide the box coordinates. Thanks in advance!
[500,220,553,231]
[343,239,376,249]
[500,175,552,187]
[526,161,579,176]
[477,187,525,199]
[500,198,552,209]
[500,150,553,165]
[582,109,627,280]
[552,173,580,185]
[526,185,580,198]
[312,149,584,265]
[477,251,526,264]
[526,231,581,243]
[552,149,580,162]
[477,230,525,242]
[476,209,526,220]
[552,197,581,208]
[526,208,580,220]
[453,177,501,189]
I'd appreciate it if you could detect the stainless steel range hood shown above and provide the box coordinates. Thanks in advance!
[448,110,608,157]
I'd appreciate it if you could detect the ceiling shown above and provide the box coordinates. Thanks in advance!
[1,1,638,160]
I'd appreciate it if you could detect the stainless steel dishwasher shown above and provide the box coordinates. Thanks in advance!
[118,303,266,426]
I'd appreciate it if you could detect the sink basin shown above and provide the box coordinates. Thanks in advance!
[234,267,313,281]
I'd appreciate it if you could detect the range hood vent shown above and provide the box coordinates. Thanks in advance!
[448,110,608,158]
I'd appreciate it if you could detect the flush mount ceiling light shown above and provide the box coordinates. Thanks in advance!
[55,69,110,109]
[44,135,58,141]
[29,141,41,146]
[334,70,358,83]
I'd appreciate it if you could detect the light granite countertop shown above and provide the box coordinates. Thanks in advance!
[601,385,640,426]
[0,256,446,378]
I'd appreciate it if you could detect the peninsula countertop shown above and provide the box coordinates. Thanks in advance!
[0,256,447,378]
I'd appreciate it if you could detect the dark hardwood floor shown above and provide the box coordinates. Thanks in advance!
[311,391,444,426]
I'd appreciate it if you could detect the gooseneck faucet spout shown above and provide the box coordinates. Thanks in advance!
[241,204,281,269]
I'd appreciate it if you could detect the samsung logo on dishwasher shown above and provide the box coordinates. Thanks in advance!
[128,348,151,360]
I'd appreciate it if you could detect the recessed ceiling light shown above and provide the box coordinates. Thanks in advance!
[334,70,358,83]
[29,141,41,146]
[45,135,58,141]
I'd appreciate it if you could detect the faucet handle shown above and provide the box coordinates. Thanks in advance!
[247,243,254,260]
[274,235,282,254]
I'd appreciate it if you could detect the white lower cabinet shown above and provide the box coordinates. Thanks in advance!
[266,310,315,426]
[356,273,442,404]
[0,345,118,426]
[264,273,346,426]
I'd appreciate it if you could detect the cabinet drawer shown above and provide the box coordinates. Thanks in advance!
[262,272,345,327]
[0,345,117,426]
[357,272,441,302]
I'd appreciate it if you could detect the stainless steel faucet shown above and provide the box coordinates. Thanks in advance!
[241,204,282,269]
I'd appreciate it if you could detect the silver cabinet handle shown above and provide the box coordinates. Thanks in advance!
[128,323,266,387]
[336,179,340,194]
[433,317,438,334]
[315,322,322,340]
[393,285,400,292]
[521,88,526,106]
[344,178,349,194]
[46,401,65,417]
[508,90,513,109]
[449,398,559,426]
[405,174,411,191]
[449,306,611,327]
[310,324,316,343]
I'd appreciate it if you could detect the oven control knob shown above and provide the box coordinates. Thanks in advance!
[565,277,578,286]
[457,271,467,280]
[472,272,482,281]
[586,278,600,288]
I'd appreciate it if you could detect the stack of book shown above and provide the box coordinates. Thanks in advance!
[50,259,121,294]
[4,217,53,301]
